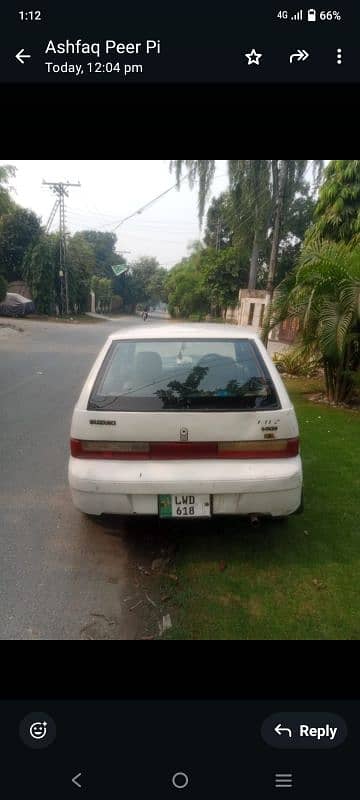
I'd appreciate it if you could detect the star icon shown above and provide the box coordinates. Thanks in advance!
[245,48,262,65]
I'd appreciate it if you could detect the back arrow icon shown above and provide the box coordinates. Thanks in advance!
[275,723,292,737]
[16,49,31,64]
[72,773,82,788]
[289,49,309,63]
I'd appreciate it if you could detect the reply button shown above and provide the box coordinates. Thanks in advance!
[261,712,347,749]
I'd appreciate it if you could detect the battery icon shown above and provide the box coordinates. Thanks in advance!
[307,8,317,20]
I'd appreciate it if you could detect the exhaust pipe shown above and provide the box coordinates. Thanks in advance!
[250,514,260,527]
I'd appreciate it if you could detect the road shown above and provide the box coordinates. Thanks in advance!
[0,315,172,640]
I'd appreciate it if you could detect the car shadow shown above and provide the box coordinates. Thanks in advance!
[87,512,301,570]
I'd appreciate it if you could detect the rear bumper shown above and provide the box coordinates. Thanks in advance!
[68,456,303,517]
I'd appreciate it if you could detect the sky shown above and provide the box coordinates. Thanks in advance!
[1,160,229,268]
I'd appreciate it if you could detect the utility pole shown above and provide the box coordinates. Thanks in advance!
[43,180,81,315]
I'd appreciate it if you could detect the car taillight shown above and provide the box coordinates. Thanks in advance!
[70,439,150,459]
[70,438,299,459]
[217,438,299,458]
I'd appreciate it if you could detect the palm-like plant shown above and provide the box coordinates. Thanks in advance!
[308,160,360,242]
[262,238,360,404]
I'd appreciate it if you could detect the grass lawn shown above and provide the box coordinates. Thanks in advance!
[159,378,360,640]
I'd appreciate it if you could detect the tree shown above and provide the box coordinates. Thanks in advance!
[308,160,360,242]
[80,230,120,278]
[116,256,163,310]
[272,193,317,286]
[113,270,136,312]
[0,207,42,282]
[22,234,59,314]
[171,159,271,289]
[265,160,323,300]
[67,233,95,312]
[228,160,271,290]
[147,267,168,305]
[131,256,159,293]
[165,257,210,319]
[199,246,248,312]
[266,160,290,299]
[0,165,17,217]
[170,160,323,296]
[262,238,360,404]
[204,193,234,250]
[91,276,113,313]
[170,160,216,223]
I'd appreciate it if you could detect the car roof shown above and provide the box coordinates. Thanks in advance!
[108,323,261,341]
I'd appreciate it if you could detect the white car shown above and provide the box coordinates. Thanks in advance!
[68,324,303,522]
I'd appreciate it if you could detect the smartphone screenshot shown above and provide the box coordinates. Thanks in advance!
[0,14,358,800]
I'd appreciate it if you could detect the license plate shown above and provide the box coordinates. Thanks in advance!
[158,494,211,518]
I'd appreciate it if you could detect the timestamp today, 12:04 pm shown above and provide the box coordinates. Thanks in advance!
[45,61,145,76]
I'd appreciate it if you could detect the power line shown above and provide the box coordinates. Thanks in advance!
[112,172,191,231]
[57,168,229,237]
[110,168,227,232]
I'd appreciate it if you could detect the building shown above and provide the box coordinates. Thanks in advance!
[225,288,299,352]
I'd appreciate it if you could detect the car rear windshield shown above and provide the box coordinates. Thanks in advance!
[88,338,280,411]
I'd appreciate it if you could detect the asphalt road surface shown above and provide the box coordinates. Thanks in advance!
[0,314,173,640]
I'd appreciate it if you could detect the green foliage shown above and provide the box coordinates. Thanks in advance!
[91,275,113,313]
[263,238,360,403]
[130,256,160,303]
[67,233,95,312]
[0,207,42,282]
[147,266,168,305]
[203,192,234,249]
[22,234,59,314]
[0,165,17,217]
[271,196,317,286]
[113,257,166,310]
[309,160,360,243]
[170,160,216,224]
[114,271,137,312]
[272,349,322,377]
[166,242,248,319]
[0,274,7,301]
[199,246,248,310]
[166,258,210,319]
[80,230,120,278]
[170,160,324,293]
[229,159,272,247]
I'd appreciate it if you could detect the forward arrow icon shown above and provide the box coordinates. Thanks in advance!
[289,49,309,63]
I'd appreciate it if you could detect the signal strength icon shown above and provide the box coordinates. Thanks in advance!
[291,9,303,20]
